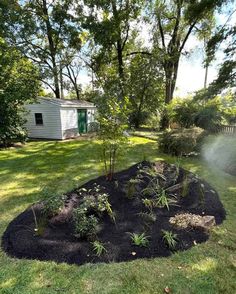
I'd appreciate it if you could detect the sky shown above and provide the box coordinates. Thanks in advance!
[76,4,236,98]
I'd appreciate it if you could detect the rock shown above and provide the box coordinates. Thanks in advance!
[202,215,216,228]
[169,213,216,231]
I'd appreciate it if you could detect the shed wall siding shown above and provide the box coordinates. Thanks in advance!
[60,107,79,139]
[87,108,96,125]
[25,102,62,139]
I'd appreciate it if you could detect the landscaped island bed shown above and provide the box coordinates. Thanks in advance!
[2,161,225,265]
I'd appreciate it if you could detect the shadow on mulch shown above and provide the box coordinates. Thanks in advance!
[1,161,226,266]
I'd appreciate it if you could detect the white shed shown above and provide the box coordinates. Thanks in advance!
[25,97,97,140]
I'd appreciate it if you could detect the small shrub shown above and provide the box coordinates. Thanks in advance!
[78,184,113,217]
[87,122,100,133]
[155,189,176,210]
[42,189,65,217]
[73,208,98,239]
[91,240,107,257]
[138,212,157,223]
[182,176,190,197]
[159,127,206,156]
[162,230,178,249]
[125,178,141,199]
[129,232,150,247]
[142,198,155,212]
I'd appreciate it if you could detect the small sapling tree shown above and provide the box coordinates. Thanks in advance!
[98,98,128,181]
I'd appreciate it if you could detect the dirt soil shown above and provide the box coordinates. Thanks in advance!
[2,161,226,265]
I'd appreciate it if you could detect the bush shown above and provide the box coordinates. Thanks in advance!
[87,122,100,133]
[73,208,98,239]
[159,127,206,156]
[146,110,161,130]
[167,98,197,128]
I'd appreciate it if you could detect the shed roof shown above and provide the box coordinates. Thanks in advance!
[38,97,96,108]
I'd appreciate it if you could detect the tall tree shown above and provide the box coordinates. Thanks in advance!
[151,0,226,127]
[127,53,164,128]
[83,0,144,100]
[0,37,40,146]
[13,0,82,98]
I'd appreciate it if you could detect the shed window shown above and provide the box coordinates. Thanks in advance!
[35,113,43,125]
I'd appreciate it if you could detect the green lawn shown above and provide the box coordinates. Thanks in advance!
[0,137,235,294]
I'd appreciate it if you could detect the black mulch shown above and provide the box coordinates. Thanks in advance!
[1,161,226,265]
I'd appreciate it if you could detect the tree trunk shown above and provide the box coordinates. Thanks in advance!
[75,84,80,100]
[42,0,60,98]
[60,63,64,99]
[117,40,124,81]
[161,59,180,129]
[204,64,208,88]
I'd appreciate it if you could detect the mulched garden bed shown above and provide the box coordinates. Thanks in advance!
[2,161,226,265]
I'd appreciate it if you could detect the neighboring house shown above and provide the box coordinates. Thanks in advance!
[25,97,96,140]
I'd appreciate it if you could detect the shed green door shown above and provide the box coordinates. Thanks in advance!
[78,109,87,134]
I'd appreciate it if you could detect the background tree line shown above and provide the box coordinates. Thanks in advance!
[0,0,235,146]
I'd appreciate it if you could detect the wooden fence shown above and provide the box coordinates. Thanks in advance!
[214,125,236,135]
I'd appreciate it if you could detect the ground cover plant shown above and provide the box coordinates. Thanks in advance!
[2,157,226,265]
[0,137,235,293]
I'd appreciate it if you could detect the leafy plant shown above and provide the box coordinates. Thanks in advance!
[142,178,160,197]
[78,184,113,217]
[98,98,128,181]
[138,212,157,224]
[129,232,150,247]
[182,176,190,197]
[91,240,107,257]
[73,208,98,239]
[162,230,178,249]
[41,188,65,216]
[139,165,166,182]
[159,127,206,156]
[155,189,176,210]
[125,178,141,199]
[142,198,155,212]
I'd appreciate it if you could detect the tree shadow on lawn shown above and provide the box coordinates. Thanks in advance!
[0,139,235,293]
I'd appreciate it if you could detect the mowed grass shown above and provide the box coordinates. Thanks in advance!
[0,137,235,294]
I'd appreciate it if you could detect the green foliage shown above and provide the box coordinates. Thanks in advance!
[200,23,236,99]
[11,0,82,98]
[98,98,128,180]
[194,99,223,131]
[0,38,40,147]
[155,189,175,211]
[146,110,161,130]
[167,98,198,128]
[129,232,150,247]
[151,0,223,115]
[182,176,190,197]
[159,127,206,156]
[138,212,157,224]
[91,240,107,257]
[87,122,100,133]
[168,95,235,131]
[41,188,66,217]
[142,198,155,212]
[73,208,98,239]
[77,184,113,218]
[125,178,142,199]
[127,54,164,128]
[162,230,178,250]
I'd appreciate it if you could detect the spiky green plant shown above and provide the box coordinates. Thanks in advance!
[129,232,150,247]
[91,240,107,257]
[162,230,178,249]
